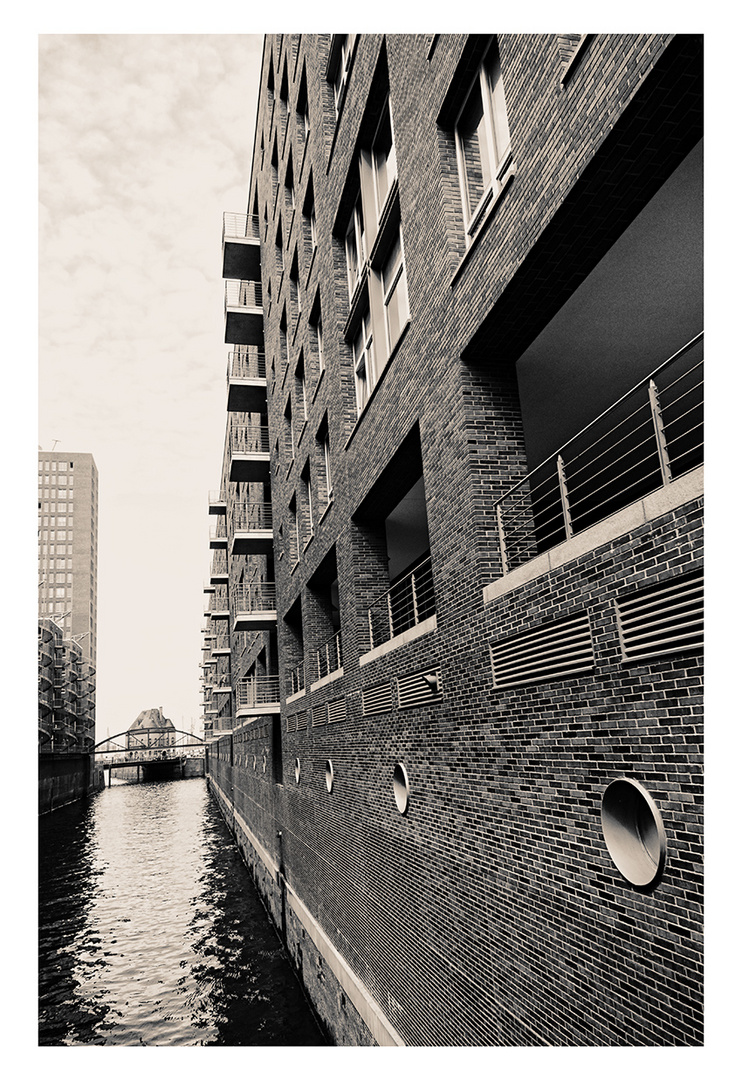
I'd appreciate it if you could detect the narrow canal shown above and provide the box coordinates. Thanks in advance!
[38,777,327,1046]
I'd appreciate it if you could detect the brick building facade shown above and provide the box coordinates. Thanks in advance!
[203,34,703,1045]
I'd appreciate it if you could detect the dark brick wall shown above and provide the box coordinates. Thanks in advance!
[208,33,703,1046]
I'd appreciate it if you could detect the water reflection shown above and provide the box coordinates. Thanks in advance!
[39,779,326,1046]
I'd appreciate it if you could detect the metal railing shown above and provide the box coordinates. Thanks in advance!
[208,489,227,506]
[230,501,273,532]
[367,555,436,650]
[316,629,343,681]
[228,345,267,380]
[232,582,276,612]
[288,660,306,696]
[494,333,704,576]
[211,553,229,577]
[225,279,263,310]
[207,589,230,613]
[223,212,260,242]
[209,521,228,542]
[236,676,280,708]
[229,423,270,457]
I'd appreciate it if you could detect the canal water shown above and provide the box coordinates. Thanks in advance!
[38,777,327,1046]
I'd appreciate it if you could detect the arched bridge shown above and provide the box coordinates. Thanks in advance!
[94,728,205,782]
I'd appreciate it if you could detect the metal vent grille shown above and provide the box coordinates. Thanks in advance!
[327,697,346,724]
[296,710,308,731]
[616,570,703,662]
[312,704,326,727]
[397,668,443,710]
[490,613,594,688]
[286,713,296,733]
[362,682,393,715]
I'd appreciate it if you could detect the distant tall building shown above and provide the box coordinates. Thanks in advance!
[38,452,98,665]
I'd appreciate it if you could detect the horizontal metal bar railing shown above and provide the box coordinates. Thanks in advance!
[236,676,280,708]
[225,279,263,310]
[228,345,267,381]
[208,489,227,505]
[230,501,273,532]
[316,629,343,681]
[232,582,276,612]
[207,590,230,613]
[367,555,436,650]
[223,212,260,242]
[211,553,229,576]
[209,521,228,541]
[288,660,306,696]
[229,423,270,456]
[494,333,704,576]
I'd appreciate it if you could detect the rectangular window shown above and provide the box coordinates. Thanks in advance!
[371,99,397,216]
[329,35,356,118]
[353,310,375,414]
[455,39,511,241]
[345,196,365,298]
[381,228,409,351]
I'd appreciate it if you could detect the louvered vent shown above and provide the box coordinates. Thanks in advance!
[327,697,346,724]
[490,612,594,688]
[296,710,308,731]
[286,713,296,733]
[362,682,393,715]
[397,668,443,710]
[312,704,326,727]
[616,570,703,662]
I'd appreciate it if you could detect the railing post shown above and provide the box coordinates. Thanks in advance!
[387,593,394,641]
[411,570,419,625]
[648,378,673,487]
[496,503,509,577]
[368,608,374,651]
[556,454,574,540]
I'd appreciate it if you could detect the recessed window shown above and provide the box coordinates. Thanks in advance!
[353,309,375,414]
[294,757,301,783]
[455,38,512,242]
[601,777,667,889]
[393,762,410,814]
[325,760,334,792]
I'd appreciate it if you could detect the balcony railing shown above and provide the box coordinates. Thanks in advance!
[223,212,260,242]
[229,423,270,456]
[228,345,266,381]
[207,590,230,614]
[225,279,263,310]
[288,660,306,697]
[208,489,227,508]
[236,676,280,709]
[316,629,343,681]
[232,582,276,612]
[230,501,273,532]
[367,555,436,650]
[209,522,228,543]
[494,333,704,576]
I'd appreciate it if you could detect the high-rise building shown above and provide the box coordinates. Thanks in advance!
[204,34,703,1046]
[38,451,98,665]
[38,451,99,809]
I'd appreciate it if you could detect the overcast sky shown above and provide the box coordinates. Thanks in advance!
[38,35,263,739]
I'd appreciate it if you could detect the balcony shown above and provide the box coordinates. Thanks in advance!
[222,212,261,282]
[288,660,306,698]
[230,501,273,556]
[224,279,263,347]
[210,553,229,584]
[236,675,280,717]
[212,634,231,656]
[314,629,343,684]
[493,333,704,578]
[367,556,436,651]
[227,346,267,413]
[208,490,227,515]
[205,589,230,619]
[229,423,271,483]
[232,582,277,633]
[209,521,228,549]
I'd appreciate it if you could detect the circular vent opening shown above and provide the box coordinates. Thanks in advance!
[325,760,334,792]
[601,777,666,888]
[393,763,410,814]
[294,758,301,784]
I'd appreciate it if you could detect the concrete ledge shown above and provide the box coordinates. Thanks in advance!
[484,466,703,605]
[359,614,437,668]
[286,688,306,704]
[310,666,344,692]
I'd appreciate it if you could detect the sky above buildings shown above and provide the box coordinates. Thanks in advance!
[38,35,263,739]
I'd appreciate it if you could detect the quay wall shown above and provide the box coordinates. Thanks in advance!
[39,753,104,815]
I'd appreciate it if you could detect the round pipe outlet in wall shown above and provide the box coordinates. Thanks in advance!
[393,762,410,814]
[601,777,667,888]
